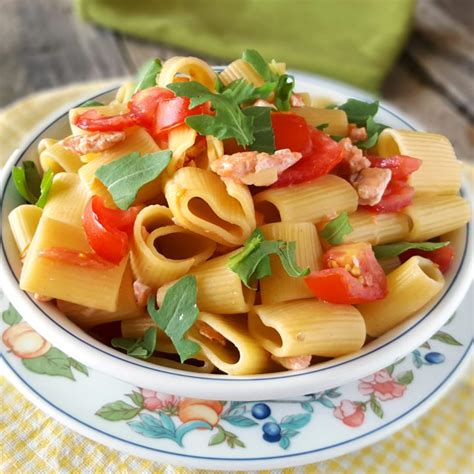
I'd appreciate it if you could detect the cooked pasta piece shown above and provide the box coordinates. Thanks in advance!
[20,217,128,311]
[39,141,83,173]
[69,103,128,135]
[79,127,162,206]
[37,138,58,154]
[115,81,136,103]
[219,59,265,86]
[377,129,462,195]
[156,251,254,314]
[260,222,323,304]
[404,195,471,241]
[254,175,358,224]
[130,205,216,288]
[358,256,444,337]
[188,313,273,375]
[42,173,91,227]
[8,205,43,257]
[341,211,410,245]
[158,56,216,90]
[164,167,256,246]
[248,299,366,357]
[148,354,215,373]
[166,124,197,174]
[268,60,286,76]
[290,106,348,137]
[56,264,143,329]
[206,136,224,170]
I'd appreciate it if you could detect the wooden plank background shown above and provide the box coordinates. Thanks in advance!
[0,0,472,160]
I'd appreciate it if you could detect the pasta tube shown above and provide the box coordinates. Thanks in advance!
[188,313,273,375]
[164,167,256,246]
[358,256,444,337]
[8,205,43,257]
[156,251,254,314]
[249,299,366,358]
[260,222,323,304]
[290,106,348,137]
[220,59,265,86]
[158,56,216,91]
[404,195,471,241]
[39,141,83,173]
[254,175,358,224]
[377,129,462,195]
[130,205,216,289]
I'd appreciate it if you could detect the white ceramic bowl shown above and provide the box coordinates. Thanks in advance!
[1,74,473,401]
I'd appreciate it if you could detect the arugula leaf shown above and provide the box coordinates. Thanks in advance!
[135,58,162,92]
[35,169,54,209]
[111,327,157,360]
[12,161,53,208]
[168,81,255,146]
[80,100,104,108]
[357,116,388,150]
[373,241,449,260]
[147,275,201,362]
[228,229,309,288]
[274,74,295,111]
[320,212,353,245]
[316,123,329,131]
[337,99,380,126]
[243,106,275,153]
[222,79,275,105]
[242,49,274,82]
[95,150,172,210]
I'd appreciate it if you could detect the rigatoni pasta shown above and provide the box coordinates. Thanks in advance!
[8,50,471,376]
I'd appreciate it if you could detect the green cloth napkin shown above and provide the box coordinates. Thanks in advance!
[75,0,415,92]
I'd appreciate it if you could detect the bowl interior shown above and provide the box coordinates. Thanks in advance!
[1,79,472,400]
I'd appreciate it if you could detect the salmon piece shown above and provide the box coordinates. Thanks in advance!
[272,354,312,370]
[339,137,370,174]
[352,168,392,206]
[348,124,368,143]
[195,320,226,346]
[62,131,126,155]
[133,280,153,307]
[210,149,302,186]
[290,94,305,107]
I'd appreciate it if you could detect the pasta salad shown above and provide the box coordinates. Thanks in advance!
[8,50,470,375]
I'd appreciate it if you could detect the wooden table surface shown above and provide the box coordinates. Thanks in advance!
[1,0,472,161]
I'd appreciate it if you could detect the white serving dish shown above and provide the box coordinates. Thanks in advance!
[1,73,472,401]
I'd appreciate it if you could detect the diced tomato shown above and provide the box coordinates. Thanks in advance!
[38,248,113,268]
[82,196,140,264]
[272,114,342,187]
[361,180,415,213]
[368,155,422,181]
[154,97,211,136]
[128,86,175,128]
[74,110,136,132]
[399,244,454,273]
[304,242,387,304]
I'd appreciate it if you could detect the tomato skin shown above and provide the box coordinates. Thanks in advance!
[399,244,454,273]
[128,86,175,128]
[272,115,342,187]
[271,113,312,155]
[368,155,422,181]
[38,248,113,268]
[82,196,140,264]
[74,110,136,132]
[305,242,387,304]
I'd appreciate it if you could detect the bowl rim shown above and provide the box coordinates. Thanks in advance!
[1,80,473,400]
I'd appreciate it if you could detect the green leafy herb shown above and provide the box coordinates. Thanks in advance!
[242,49,274,82]
[168,81,255,146]
[337,99,380,126]
[373,241,449,259]
[36,169,54,208]
[320,212,353,245]
[242,106,275,153]
[228,229,310,288]
[316,123,329,131]
[111,327,157,360]
[147,275,201,362]
[95,150,172,210]
[135,58,162,92]
[12,161,53,208]
[222,79,275,104]
[330,135,344,142]
[80,100,104,108]
[357,116,388,150]
[274,74,295,111]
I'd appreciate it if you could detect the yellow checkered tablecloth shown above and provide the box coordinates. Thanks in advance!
[0,83,473,473]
